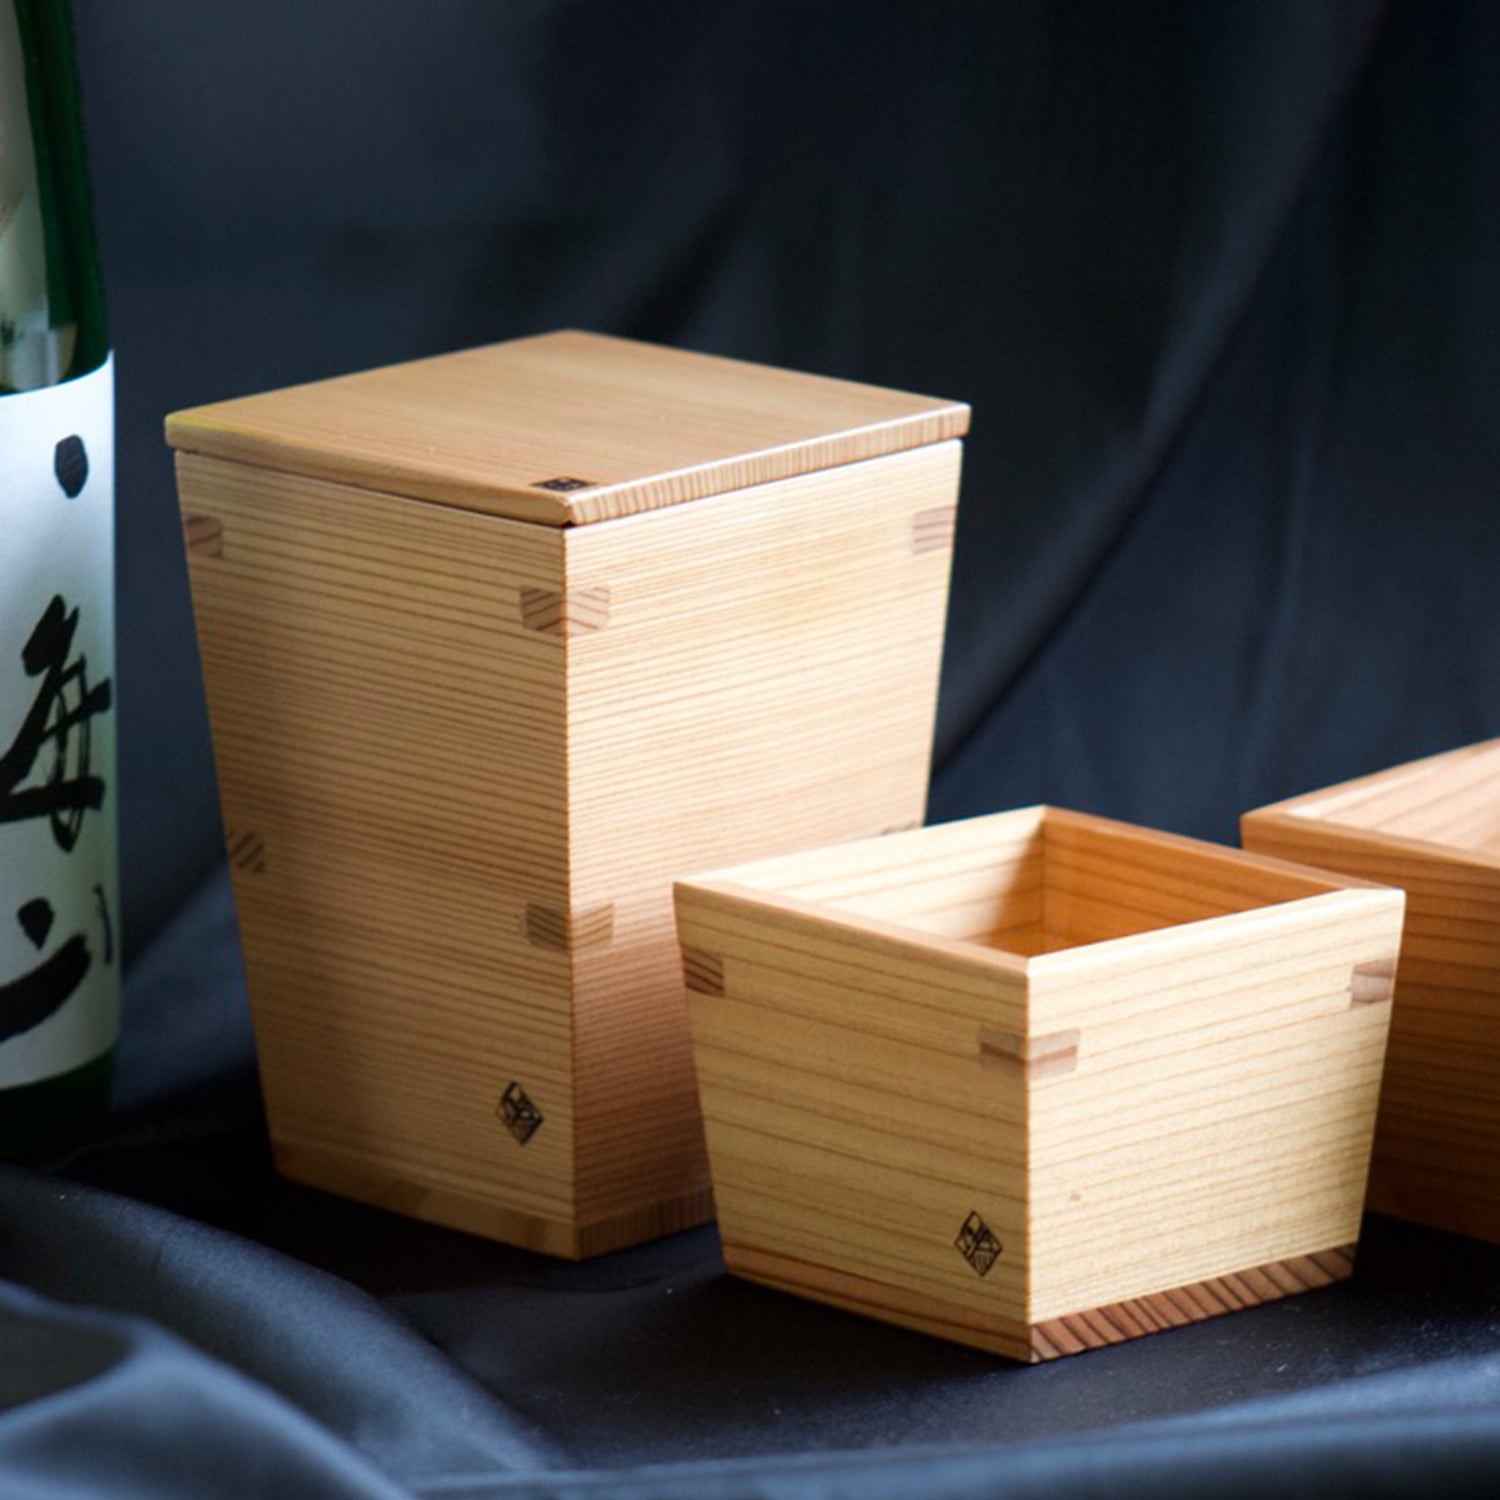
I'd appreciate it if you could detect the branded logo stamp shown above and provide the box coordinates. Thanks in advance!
[497,1080,544,1145]
[532,476,594,492]
[955,1210,1003,1277]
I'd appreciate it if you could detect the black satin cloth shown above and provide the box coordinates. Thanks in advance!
[9,875,1500,1497]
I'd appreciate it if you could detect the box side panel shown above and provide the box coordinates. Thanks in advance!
[1041,811,1338,949]
[1243,812,1500,1243]
[561,443,962,1234]
[764,810,1046,951]
[1026,888,1402,1321]
[676,884,1031,1357]
[178,453,578,1248]
[673,808,1051,953]
[1260,741,1500,852]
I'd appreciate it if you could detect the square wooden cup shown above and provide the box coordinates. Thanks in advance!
[1243,739,1500,1243]
[675,806,1405,1362]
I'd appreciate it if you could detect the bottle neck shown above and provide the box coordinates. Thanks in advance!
[0,0,107,393]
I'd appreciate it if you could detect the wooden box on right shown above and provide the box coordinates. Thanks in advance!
[1243,739,1500,1243]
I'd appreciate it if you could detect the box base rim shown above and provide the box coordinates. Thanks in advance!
[272,1136,714,1258]
[722,1240,1358,1363]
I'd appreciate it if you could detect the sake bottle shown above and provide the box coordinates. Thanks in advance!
[0,0,117,1157]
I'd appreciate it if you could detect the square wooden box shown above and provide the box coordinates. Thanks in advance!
[167,330,967,1258]
[1243,739,1500,1244]
[675,806,1405,1360]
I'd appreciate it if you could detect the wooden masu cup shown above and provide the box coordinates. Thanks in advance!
[1244,739,1500,1245]
[677,806,1404,1360]
[168,330,967,1258]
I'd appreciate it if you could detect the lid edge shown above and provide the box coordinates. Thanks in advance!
[164,400,969,526]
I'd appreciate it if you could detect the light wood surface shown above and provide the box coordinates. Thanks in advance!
[677,807,1403,1358]
[166,330,969,526]
[175,418,959,1254]
[1243,739,1500,1243]
[562,441,960,1237]
[177,450,583,1244]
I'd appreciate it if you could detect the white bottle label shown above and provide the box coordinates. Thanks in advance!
[0,356,118,1087]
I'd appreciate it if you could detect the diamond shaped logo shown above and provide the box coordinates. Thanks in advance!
[532,476,594,492]
[497,1081,544,1145]
[955,1210,1003,1277]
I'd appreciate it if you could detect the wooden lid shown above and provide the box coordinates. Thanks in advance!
[165,330,970,526]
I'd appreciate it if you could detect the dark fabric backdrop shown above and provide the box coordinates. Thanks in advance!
[6,1,1500,1495]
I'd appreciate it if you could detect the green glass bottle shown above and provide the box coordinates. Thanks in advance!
[0,0,117,1158]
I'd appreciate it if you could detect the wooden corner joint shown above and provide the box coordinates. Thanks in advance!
[682,948,725,997]
[978,1026,1080,1079]
[183,514,224,558]
[519,585,612,636]
[225,828,265,874]
[910,506,957,554]
[520,902,615,953]
[1349,955,1398,1008]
